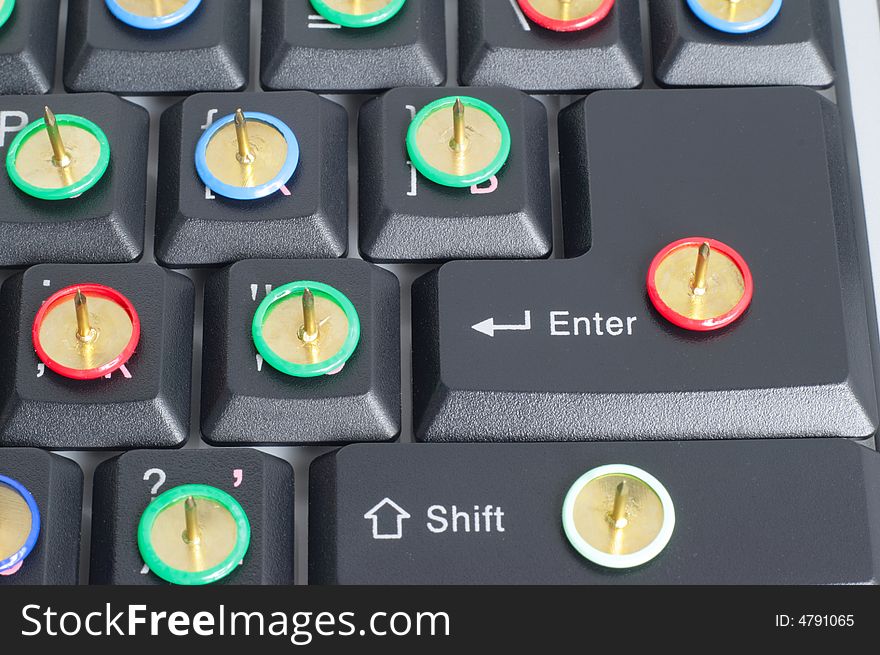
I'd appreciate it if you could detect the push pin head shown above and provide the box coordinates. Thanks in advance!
[32,283,141,380]
[0,475,41,577]
[195,108,300,201]
[310,0,406,28]
[647,237,753,332]
[252,281,361,378]
[138,484,250,586]
[105,0,203,30]
[562,464,675,569]
[5,107,110,201]
[517,0,615,32]
[406,95,511,188]
[0,0,15,30]
[687,0,782,34]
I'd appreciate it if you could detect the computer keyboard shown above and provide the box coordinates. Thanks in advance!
[1,0,880,587]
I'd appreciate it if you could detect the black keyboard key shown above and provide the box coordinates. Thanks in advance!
[0,263,194,449]
[261,0,445,93]
[0,448,82,585]
[156,91,348,267]
[459,0,642,92]
[0,93,147,266]
[412,87,877,441]
[359,87,551,263]
[63,0,249,94]
[310,440,880,584]
[0,0,58,94]
[650,0,835,87]
[201,258,400,445]
[90,448,294,585]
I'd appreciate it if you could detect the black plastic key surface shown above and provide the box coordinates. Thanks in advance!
[261,0,445,93]
[650,0,835,88]
[201,259,400,445]
[310,440,880,585]
[359,87,551,263]
[412,87,878,442]
[0,264,194,449]
[90,448,294,585]
[458,0,642,92]
[63,0,248,95]
[0,93,147,266]
[0,449,82,585]
[156,91,348,268]
[0,0,58,94]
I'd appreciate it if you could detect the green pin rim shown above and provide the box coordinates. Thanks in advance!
[406,96,511,188]
[252,280,361,378]
[137,484,251,586]
[0,0,14,29]
[309,0,405,28]
[5,114,110,201]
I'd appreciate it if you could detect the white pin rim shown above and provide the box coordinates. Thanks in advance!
[562,464,675,570]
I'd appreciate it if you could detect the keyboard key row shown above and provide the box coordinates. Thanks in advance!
[2,85,862,268]
[1,0,837,95]
[5,440,880,585]
[0,259,399,449]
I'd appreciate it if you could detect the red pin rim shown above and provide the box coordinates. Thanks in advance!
[646,237,754,332]
[32,283,141,380]
[517,0,615,32]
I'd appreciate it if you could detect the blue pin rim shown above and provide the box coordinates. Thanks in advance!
[0,0,15,30]
[0,475,41,574]
[105,0,202,30]
[686,0,782,34]
[195,111,300,201]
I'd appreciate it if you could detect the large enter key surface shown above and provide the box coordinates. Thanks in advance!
[412,87,878,442]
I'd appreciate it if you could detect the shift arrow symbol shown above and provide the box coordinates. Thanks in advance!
[471,311,532,337]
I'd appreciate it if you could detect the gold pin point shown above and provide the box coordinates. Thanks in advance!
[610,480,628,530]
[560,0,572,20]
[183,496,201,546]
[692,242,710,296]
[74,289,96,343]
[234,108,255,165]
[727,0,740,21]
[44,107,71,169]
[450,98,468,154]
[300,288,319,344]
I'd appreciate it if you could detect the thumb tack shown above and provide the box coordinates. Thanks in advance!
[647,237,753,332]
[562,464,675,569]
[195,108,300,201]
[309,0,406,28]
[32,283,141,380]
[252,281,360,378]
[6,107,111,201]
[137,484,250,586]
[0,475,41,577]
[517,0,615,32]
[104,0,203,30]
[406,96,511,188]
[686,0,782,34]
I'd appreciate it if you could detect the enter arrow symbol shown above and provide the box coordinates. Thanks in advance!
[471,311,532,337]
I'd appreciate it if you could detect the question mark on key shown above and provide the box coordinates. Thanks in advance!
[144,469,167,496]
